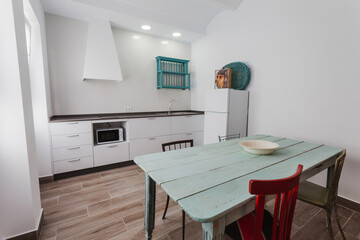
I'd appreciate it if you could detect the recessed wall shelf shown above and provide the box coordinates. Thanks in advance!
[156,56,190,90]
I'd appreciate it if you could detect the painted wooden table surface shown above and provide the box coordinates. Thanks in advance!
[134,135,344,240]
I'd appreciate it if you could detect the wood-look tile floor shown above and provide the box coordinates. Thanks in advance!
[40,164,360,240]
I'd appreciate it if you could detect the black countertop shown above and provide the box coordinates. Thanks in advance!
[49,110,204,122]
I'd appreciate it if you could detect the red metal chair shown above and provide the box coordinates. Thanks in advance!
[225,165,303,240]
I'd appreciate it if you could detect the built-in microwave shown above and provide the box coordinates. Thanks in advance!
[96,128,124,145]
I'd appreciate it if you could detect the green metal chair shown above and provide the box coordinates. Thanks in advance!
[297,150,346,240]
[218,133,241,142]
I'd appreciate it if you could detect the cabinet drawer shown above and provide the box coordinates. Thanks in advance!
[172,115,204,135]
[171,131,204,146]
[94,142,129,167]
[53,156,94,174]
[51,133,92,149]
[130,135,171,160]
[52,145,93,161]
[50,121,92,135]
[129,117,171,139]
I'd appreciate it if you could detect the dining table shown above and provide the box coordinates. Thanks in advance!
[133,134,344,240]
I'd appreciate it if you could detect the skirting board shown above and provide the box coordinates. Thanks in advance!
[338,196,360,213]
[54,160,135,181]
[39,175,54,184]
[6,209,44,240]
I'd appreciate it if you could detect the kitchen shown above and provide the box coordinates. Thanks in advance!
[1,0,360,240]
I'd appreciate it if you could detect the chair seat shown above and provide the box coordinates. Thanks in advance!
[298,181,329,207]
[225,210,274,240]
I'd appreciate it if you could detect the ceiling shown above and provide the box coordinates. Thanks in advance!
[41,0,243,42]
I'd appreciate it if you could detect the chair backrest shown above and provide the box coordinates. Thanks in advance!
[162,139,194,152]
[328,150,346,206]
[249,165,303,240]
[218,133,241,142]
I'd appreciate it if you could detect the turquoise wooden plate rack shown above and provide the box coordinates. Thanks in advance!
[156,56,190,90]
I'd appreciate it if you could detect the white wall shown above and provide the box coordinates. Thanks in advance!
[0,0,42,238]
[191,0,360,203]
[24,0,53,178]
[46,14,191,115]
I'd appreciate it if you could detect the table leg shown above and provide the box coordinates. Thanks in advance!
[202,217,225,240]
[145,173,156,240]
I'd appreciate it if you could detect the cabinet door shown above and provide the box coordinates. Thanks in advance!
[93,142,130,167]
[171,132,204,146]
[52,145,93,161]
[50,121,92,135]
[51,133,93,149]
[129,117,171,139]
[172,115,204,135]
[53,156,94,174]
[130,135,171,160]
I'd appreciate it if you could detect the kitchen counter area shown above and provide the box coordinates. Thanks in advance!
[49,110,205,176]
[49,110,204,122]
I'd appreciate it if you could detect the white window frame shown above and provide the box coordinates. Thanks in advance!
[25,16,31,61]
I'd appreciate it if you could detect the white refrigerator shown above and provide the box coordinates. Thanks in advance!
[204,89,249,144]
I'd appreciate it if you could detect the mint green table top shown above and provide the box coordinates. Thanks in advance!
[134,135,343,223]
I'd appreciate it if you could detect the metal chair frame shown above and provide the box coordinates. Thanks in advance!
[298,150,346,239]
[218,133,241,142]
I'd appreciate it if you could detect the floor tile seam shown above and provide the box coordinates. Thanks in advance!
[339,202,360,214]
[122,217,129,232]
[318,229,331,239]
[337,205,355,219]
[317,209,351,240]
[290,223,301,237]
[297,207,322,229]
[87,198,145,218]
[341,211,360,240]
[341,211,354,228]
[56,214,125,239]
[42,182,83,193]
[55,226,58,240]
[86,205,90,217]
[344,231,360,240]
[156,233,170,240]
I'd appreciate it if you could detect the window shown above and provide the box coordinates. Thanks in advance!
[25,17,31,61]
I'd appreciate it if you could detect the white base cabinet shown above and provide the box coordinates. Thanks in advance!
[53,156,94,174]
[129,117,172,140]
[51,133,93,149]
[52,145,93,161]
[94,142,130,167]
[172,115,204,135]
[49,114,204,174]
[171,131,204,147]
[50,121,94,174]
[130,135,172,159]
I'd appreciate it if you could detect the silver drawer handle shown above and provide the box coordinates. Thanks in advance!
[147,117,156,120]
[186,133,192,136]
[107,145,118,148]
[67,147,80,150]
[68,158,81,162]
[67,122,79,124]
[148,137,156,140]
[67,134,79,137]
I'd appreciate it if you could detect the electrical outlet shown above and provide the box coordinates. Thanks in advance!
[124,106,132,112]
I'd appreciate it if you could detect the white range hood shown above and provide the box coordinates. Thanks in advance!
[83,18,123,81]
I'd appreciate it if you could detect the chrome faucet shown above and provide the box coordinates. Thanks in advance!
[168,99,175,115]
